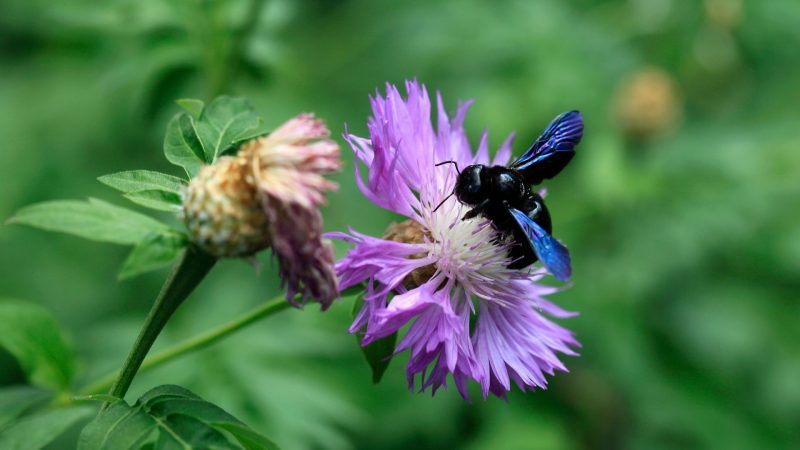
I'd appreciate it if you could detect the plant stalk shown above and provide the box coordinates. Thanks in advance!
[102,245,217,408]
[83,295,289,395]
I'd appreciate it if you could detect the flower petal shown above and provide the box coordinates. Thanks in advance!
[473,299,579,398]
[363,283,438,344]
[493,132,516,166]
[331,230,432,292]
[264,196,339,309]
[393,286,484,398]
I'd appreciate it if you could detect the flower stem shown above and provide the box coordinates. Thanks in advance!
[102,245,217,408]
[83,294,289,395]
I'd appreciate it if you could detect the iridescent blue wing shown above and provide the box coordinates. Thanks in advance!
[509,208,572,281]
[510,111,583,184]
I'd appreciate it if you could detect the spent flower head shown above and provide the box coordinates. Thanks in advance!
[331,80,579,399]
[183,113,341,309]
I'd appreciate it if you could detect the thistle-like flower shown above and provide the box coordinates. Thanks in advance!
[183,114,341,309]
[331,81,579,399]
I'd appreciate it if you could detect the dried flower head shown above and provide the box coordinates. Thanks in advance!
[183,114,341,309]
[330,81,579,399]
[183,153,271,258]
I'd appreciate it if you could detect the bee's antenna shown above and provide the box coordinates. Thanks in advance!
[435,160,460,175]
[432,161,460,212]
[432,191,455,213]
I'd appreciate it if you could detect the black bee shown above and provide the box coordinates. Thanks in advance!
[435,111,583,281]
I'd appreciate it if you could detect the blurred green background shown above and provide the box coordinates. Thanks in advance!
[1,0,799,449]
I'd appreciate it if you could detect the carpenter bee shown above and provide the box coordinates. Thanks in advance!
[435,111,583,281]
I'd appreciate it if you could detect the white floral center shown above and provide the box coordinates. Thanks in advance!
[421,197,523,306]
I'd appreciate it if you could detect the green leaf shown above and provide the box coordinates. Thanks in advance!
[0,406,92,450]
[164,113,206,178]
[213,422,281,450]
[195,96,262,162]
[118,233,187,280]
[0,386,52,428]
[78,385,279,450]
[123,190,182,212]
[163,96,262,177]
[7,199,173,245]
[98,170,184,211]
[352,295,397,384]
[0,299,74,390]
[175,99,204,119]
[80,401,154,450]
[153,414,233,449]
[98,170,186,195]
[360,333,397,384]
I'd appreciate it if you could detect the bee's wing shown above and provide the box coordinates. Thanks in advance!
[509,111,583,184]
[509,208,572,281]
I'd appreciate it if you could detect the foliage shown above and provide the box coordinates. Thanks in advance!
[352,293,396,384]
[6,94,262,280]
[0,297,277,449]
[99,170,186,212]
[79,385,278,450]
[7,199,172,246]
[164,96,264,177]
[1,0,799,449]
[0,405,94,450]
[0,299,75,391]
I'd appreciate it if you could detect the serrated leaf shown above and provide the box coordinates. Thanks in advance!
[0,299,74,391]
[7,198,172,245]
[118,233,186,280]
[123,190,182,212]
[195,96,262,161]
[164,113,206,178]
[78,384,279,450]
[98,171,186,195]
[0,386,52,428]
[351,295,397,384]
[176,99,204,119]
[0,406,92,450]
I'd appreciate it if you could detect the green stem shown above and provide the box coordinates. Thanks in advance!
[102,245,217,408]
[82,295,290,396]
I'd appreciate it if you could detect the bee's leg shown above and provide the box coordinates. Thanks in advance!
[462,199,491,220]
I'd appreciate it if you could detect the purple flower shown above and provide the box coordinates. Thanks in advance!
[331,80,579,399]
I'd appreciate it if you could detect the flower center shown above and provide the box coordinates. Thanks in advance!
[426,202,511,284]
[382,219,436,290]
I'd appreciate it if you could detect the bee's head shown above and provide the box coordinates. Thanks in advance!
[455,164,488,205]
